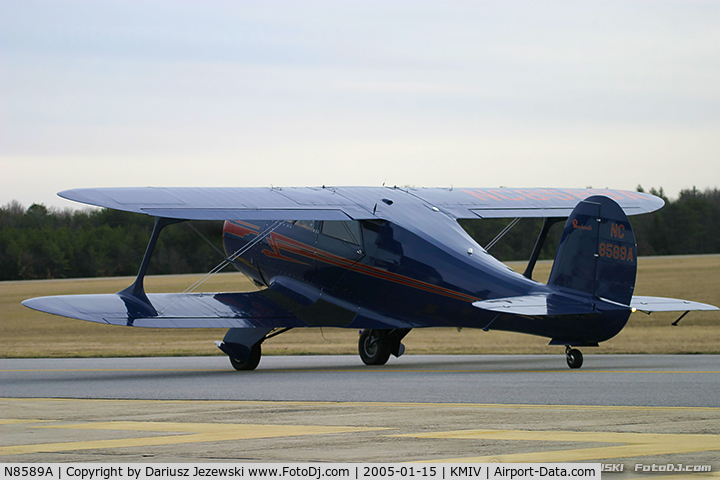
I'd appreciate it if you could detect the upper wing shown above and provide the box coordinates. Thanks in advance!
[59,187,375,221]
[59,186,664,221]
[408,187,664,218]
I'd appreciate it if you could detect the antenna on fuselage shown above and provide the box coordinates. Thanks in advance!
[372,181,386,216]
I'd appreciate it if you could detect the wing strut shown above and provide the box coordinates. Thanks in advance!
[156,220,285,315]
[117,217,285,320]
[523,217,563,280]
[118,217,184,317]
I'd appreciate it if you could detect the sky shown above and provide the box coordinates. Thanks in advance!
[1,0,719,209]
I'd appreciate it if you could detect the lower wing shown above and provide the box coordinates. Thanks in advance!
[22,291,303,329]
[22,277,416,330]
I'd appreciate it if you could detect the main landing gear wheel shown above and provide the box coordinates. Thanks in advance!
[230,342,262,371]
[565,347,583,369]
[359,329,391,366]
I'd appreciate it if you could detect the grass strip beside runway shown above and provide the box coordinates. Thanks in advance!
[2,256,719,358]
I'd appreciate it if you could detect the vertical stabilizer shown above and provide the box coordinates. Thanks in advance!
[548,195,637,306]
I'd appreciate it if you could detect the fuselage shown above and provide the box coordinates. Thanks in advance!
[222,212,631,343]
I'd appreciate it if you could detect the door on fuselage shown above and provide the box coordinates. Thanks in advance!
[314,220,365,294]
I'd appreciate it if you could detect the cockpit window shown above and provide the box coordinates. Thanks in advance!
[293,220,316,230]
[321,221,362,245]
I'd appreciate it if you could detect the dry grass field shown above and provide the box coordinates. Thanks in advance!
[1,255,719,358]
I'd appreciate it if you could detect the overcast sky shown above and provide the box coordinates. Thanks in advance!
[1,0,718,209]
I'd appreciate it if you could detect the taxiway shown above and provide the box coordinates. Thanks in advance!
[1,355,719,472]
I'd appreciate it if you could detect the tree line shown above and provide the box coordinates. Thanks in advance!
[1,186,719,281]
[0,202,225,281]
[460,186,720,262]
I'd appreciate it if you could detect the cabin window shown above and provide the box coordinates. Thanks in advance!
[321,221,362,245]
[293,220,316,230]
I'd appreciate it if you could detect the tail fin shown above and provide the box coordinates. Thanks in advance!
[548,195,637,306]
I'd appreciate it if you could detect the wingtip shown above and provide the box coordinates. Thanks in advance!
[21,296,55,315]
[57,188,94,206]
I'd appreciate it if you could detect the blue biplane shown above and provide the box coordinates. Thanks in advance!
[23,186,718,370]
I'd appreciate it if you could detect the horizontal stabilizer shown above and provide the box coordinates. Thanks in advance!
[472,294,718,317]
[472,294,597,316]
[631,296,719,313]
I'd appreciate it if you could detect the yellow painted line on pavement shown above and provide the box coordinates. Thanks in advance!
[2,397,720,413]
[0,420,383,456]
[3,399,720,462]
[0,369,227,373]
[4,416,720,463]
[3,367,720,375]
[280,369,719,374]
[3,366,720,374]
[0,419,51,425]
[400,429,720,463]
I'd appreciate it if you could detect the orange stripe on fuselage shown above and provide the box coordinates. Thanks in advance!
[224,222,480,303]
[223,220,260,238]
[270,234,480,302]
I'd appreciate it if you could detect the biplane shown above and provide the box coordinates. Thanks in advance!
[23,186,718,370]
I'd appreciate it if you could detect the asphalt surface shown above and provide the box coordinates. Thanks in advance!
[2,354,719,407]
[2,355,720,473]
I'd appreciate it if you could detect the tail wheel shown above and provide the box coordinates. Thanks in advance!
[565,347,583,369]
[230,342,262,371]
[359,329,391,366]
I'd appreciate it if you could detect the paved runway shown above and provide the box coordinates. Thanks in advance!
[2,355,720,474]
[2,354,719,406]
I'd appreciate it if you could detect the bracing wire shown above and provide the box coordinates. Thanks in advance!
[157,220,284,314]
[185,222,227,260]
[485,217,521,251]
